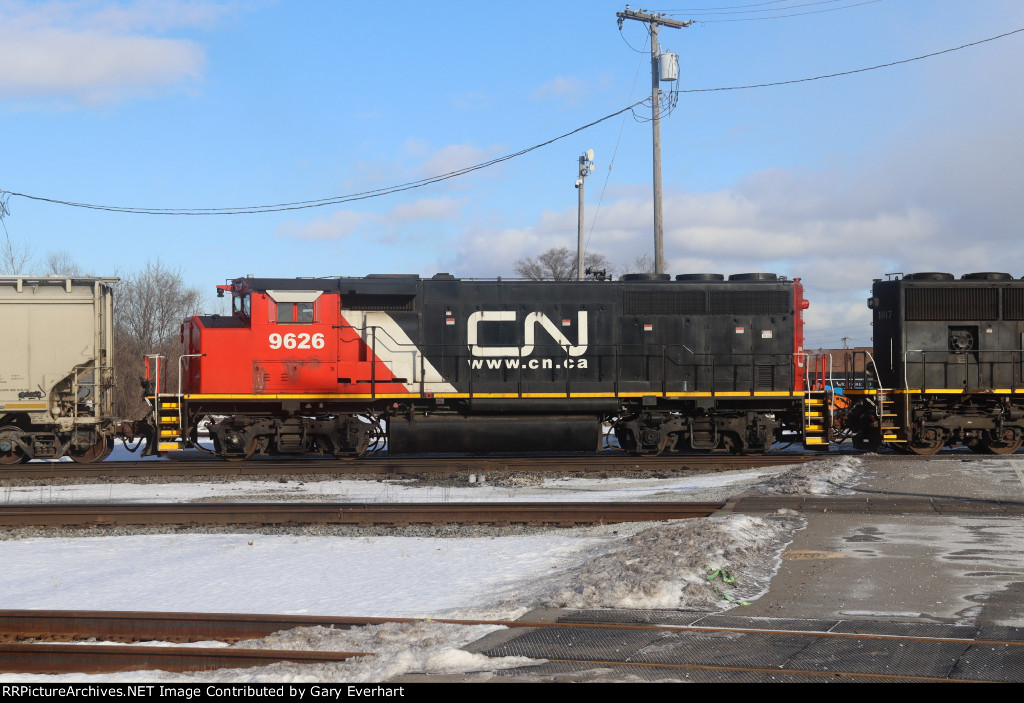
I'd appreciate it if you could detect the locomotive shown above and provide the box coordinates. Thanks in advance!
[839,272,1024,455]
[4,270,1024,463]
[157,272,813,459]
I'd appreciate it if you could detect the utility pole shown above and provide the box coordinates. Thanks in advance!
[617,7,692,275]
[575,149,595,281]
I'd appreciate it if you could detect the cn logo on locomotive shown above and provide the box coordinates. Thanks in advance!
[467,311,588,358]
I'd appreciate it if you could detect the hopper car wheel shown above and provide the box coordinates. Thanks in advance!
[69,433,114,463]
[0,426,28,465]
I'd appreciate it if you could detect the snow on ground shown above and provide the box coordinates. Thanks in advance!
[0,456,864,683]
[754,456,864,495]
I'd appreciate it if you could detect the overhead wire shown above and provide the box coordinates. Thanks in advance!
[673,26,1024,93]
[665,1,810,9]
[667,0,884,22]
[667,0,868,17]
[2,23,1021,218]
[585,31,651,258]
[2,100,648,217]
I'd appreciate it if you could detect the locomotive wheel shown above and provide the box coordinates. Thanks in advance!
[0,426,27,465]
[221,438,259,462]
[980,431,1023,455]
[905,440,943,456]
[905,427,945,455]
[68,432,114,463]
[981,440,1022,455]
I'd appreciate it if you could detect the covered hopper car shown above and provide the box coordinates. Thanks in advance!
[0,276,118,463]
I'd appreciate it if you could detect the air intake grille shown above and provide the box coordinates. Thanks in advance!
[1004,288,1024,320]
[340,294,416,311]
[905,287,998,321]
[624,291,707,315]
[709,290,791,315]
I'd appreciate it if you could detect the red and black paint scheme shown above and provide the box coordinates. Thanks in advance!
[164,272,812,459]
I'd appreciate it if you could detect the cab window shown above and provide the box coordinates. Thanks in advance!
[277,301,314,323]
[233,293,250,317]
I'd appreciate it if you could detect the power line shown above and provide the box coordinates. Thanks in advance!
[2,100,648,217]
[675,26,1024,93]
[668,0,884,23]
[666,1,808,9]
[2,24,1021,218]
[668,0,867,17]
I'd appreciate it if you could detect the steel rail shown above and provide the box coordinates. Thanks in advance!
[0,643,368,675]
[725,495,1024,515]
[4,609,1024,648]
[5,495,1023,529]
[0,501,725,528]
[528,657,995,683]
[3,610,1017,680]
[0,452,817,480]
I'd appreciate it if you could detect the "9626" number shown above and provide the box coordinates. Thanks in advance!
[269,332,325,350]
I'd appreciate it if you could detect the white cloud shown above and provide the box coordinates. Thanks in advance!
[390,198,464,223]
[0,1,231,105]
[532,74,612,106]
[533,76,586,102]
[278,209,372,241]
[415,143,505,179]
[279,197,465,242]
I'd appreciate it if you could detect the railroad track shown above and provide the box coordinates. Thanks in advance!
[0,452,817,481]
[0,501,724,528]
[4,494,1022,529]
[3,609,1020,681]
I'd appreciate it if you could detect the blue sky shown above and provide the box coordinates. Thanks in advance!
[3,0,1024,347]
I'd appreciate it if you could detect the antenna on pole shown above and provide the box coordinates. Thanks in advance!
[576,149,595,281]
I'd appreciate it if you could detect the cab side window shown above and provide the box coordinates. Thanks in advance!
[276,301,315,323]
[233,294,251,317]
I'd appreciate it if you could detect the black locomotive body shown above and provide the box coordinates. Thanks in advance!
[850,272,1024,454]
[169,272,811,458]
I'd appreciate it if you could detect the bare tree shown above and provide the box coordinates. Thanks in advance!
[43,250,87,277]
[514,246,615,281]
[0,233,33,274]
[628,253,656,275]
[113,260,203,419]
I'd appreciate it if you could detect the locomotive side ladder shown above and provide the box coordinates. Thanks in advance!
[802,391,830,449]
[144,355,185,455]
[864,351,906,446]
[876,389,906,445]
[802,354,830,449]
